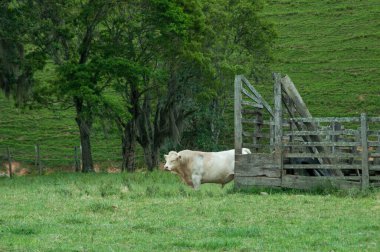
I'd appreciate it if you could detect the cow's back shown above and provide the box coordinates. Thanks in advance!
[195,150,235,183]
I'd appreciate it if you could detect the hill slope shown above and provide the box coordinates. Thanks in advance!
[261,0,380,116]
[0,95,128,171]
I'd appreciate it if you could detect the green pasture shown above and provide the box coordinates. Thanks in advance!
[0,172,379,251]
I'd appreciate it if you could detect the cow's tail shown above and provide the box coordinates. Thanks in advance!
[242,148,251,154]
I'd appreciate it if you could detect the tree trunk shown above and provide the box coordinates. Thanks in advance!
[76,116,94,173]
[121,121,136,172]
[120,81,140,172]
[151,147,159,171]
[143,144,159,171]
[74,97,94,173]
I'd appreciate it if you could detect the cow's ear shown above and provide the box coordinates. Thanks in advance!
[164,154,168,160]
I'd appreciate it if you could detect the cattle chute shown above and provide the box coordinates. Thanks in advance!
[234,73,380,190]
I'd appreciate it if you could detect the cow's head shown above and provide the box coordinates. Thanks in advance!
[163,151,181,171]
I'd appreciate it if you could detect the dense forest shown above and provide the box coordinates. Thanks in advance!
[0,0,275,172]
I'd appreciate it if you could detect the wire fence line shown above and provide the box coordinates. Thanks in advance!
[0,144,146,176]
[0,102,151,176]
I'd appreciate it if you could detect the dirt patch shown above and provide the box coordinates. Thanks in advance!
[0,161,124,175]
[0,161,31,176]
[2,161,21,174]
[94,164,100,172]
[107,167,120,173]
[17,168,30,176]
[358,94,366,101]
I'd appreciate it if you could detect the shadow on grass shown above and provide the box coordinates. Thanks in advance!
[228,183,379,198]
[173,238,241,250]
[8,224,40,236]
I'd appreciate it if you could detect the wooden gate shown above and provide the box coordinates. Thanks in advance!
[234,74,380,190]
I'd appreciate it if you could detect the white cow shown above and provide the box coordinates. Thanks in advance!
[163,148,251,189]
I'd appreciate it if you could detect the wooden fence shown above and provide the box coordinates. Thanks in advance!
[234,74,380,190]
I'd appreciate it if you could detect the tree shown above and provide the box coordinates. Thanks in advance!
[23,0,118,172]
[181,0,276,150]
[101,0,275,170]
[0,1,42,105]
[134,0,209,170]
[99,0,208,171]
[1,0,275,172]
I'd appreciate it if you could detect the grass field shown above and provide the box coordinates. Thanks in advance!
[0,172,379,251]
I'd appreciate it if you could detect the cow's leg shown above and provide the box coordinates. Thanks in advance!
[221,173,234,188]
[226,173,234,182]
[182,178,193,188]
[191,154,204,190]
[191,174,201,190]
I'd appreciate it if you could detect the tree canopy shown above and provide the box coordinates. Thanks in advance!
[0,0,275,171]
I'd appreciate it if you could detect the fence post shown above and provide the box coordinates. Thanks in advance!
[79,145,83,172]
[330,122,341,164]
[253,111,262,152]
[270,117,274,152]
[7,147,12,178]
[331,121,336,154]
[376,135,380,165]
[288,98,296,154]
[234,75,243,155]
[273,73,284,180]
[360,113,369,189]
[74,146,80,172]
[35,144,42,175]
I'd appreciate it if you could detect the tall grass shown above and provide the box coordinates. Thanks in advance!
[0,172,379,251]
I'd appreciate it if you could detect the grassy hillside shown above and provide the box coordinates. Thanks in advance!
[261,0,380,116]
[1,0,379,170]
[0,172,379,251]
[0,94,133,171]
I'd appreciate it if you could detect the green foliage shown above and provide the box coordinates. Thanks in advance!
[0,1,41,104]
[148,0,193,37]
[0,0,274,169]
[179,0,276,150]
